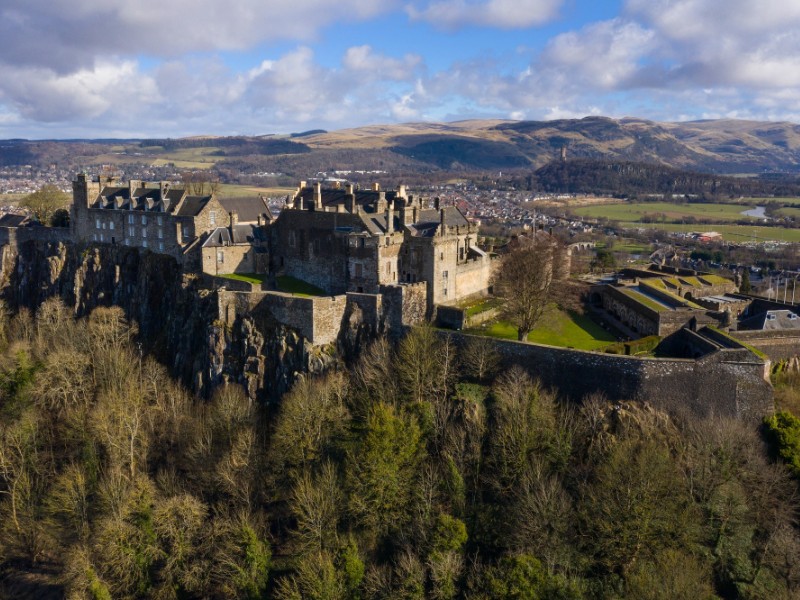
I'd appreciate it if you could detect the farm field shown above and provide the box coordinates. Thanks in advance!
[633,222,800,243]
[573,201,759,223]
[216,183,295,197]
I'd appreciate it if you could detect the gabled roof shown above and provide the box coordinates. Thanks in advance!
[175,195,213,217]
[218,196,273,223]
[202,224,267,247]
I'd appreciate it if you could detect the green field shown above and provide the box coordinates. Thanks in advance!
[216,183,295,197]
[573,201,758,223]
[467,307,617,350]
[633,222,800,243]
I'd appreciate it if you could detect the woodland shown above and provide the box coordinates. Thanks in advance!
[1,300,800,599]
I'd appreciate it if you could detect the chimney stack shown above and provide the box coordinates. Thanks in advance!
[386,200,394,234]
[314,182,322,210]
[440,208,446,236]
[372,182,380,192]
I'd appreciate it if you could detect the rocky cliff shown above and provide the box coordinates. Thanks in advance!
[0,239,337,402]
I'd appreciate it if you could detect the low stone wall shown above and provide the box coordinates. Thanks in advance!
[734,329,800,362]
[445,332,773,421]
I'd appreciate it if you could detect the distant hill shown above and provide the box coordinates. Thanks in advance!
[5,117,800,179]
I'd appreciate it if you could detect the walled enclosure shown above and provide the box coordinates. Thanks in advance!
[445,331,772,422]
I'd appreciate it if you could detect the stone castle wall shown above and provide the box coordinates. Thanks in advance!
[446,331,772,422]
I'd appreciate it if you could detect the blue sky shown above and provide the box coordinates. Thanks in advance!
[1,0,800,138]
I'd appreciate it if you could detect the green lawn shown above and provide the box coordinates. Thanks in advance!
[467,307,617,350]
[461,297,503,317]
[218,272,266,285]
[276,275,326,296]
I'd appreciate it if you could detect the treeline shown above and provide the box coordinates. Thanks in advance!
[533,159,800,197]
[1,304,800,598]
[138,137,311,156]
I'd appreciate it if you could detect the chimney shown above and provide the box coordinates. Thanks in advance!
[229,211,237,243]
[434,197,440,210]
[314,182,322,210]
[386,200,394,234]
[372,182,380,192]
[376,191,386,213]
[440,208,446,236]
[397,184,407,199]
[129,179,141,194]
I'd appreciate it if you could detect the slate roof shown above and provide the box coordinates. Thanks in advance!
[739,309,800,331]
[295,187,401,210]
[94,186,187,212]
[0,213,30,227]
[175,196,213,217]
[202,224,267,247]
[218,196,273,223]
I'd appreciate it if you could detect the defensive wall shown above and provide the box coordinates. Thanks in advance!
[213,281,427,346]
[0,226,72,246]
[446,331,773,422]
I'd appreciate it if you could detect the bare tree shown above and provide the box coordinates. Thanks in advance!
[492,235,560,341]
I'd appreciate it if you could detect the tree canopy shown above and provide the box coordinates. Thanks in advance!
[19,184,71,225]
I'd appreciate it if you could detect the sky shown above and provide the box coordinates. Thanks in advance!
[2,0,800,139]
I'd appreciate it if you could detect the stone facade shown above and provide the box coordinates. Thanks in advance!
[269,182,497,311]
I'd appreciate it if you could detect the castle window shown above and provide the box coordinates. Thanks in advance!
[109,221,114,231]
[93,233,97,241]
[142,239,148,248]
[101,222,106,229]
[157,216,163,226]
[99,233,104,242]
[128,214,134,224]
[183,225,190,239]
[128,227,134,237]
[141,215,147,225]
[443,270,448,279]
[158,242,164,251]
[141,227,147,237]
[385,261,391,275]
[210,211,217,225]
[217,250,224,263]
[95,218,100,229]
[158,228,163,239]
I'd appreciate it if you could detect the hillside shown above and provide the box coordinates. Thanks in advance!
[5,117,800,180]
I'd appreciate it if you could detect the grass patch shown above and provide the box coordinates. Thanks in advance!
[218,273,266,285]
[462,297,502,317]
[467,307,617,350]
[276,275,326,297]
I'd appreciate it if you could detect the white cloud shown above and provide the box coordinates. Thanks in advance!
[0,60,158,122]
[0,0,401,72]
[406,0,561,29]
[343,46,421,81]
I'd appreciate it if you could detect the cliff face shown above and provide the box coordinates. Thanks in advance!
[0,240,336,402]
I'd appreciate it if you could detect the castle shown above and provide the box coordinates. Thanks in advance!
[70,175,497,312]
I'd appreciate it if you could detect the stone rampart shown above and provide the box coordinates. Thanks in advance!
[445,332,772,421]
